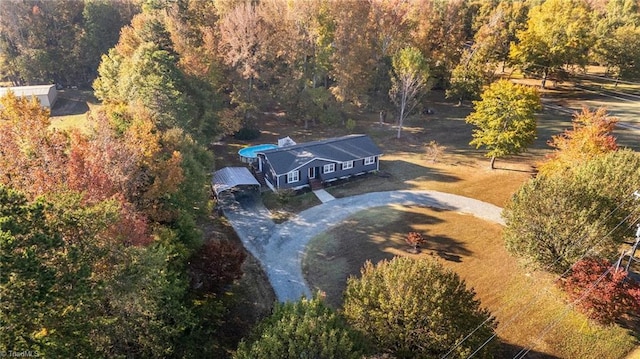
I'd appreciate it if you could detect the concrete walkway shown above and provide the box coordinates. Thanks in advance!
[312,189,335,203]
[223,190,505,302]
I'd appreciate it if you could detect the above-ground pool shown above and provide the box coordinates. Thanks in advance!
[238,144,278,163]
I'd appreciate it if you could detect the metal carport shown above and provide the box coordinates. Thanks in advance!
[211,167,260,196]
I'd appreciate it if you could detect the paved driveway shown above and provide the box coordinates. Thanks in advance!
[221,191,275,258]
[222,190,505,302]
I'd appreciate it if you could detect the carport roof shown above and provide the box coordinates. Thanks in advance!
[212,167,260,195]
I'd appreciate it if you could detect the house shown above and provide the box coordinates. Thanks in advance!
[0,85,58,108]
[256,134,382,191]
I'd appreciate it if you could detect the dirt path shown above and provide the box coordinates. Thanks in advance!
[224,190,504,302]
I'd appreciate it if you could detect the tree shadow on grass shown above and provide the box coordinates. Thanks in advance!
[385,159,461,183]
[326,159,462,198]
[617,313,640,335]
[50,94,90,116]
[304,206,473,308]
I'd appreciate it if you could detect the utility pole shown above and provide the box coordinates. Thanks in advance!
[615,191,640,271]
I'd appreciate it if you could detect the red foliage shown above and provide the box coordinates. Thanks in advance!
[560,258,640,325]
[107,199,153,247]
[187,240,247,295]
[406,232,425,250]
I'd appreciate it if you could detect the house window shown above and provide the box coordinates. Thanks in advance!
[323,163,336,174]
[364,156,375,165]
[287,170,300,183]
[342,161,354,170]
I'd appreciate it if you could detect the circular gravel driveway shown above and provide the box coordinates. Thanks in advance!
[222,190,505,302]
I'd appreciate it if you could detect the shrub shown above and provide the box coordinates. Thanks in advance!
[560,257,640,325]
[234,296,369,359]
[425,140,446,163]
[275,188,295,205]
[346,118,356,132]
[343,257,497,358]
[234,127,260,140]
[405,231,425,253]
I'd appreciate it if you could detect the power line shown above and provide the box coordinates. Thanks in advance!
[512,214,640,359]
[467,206,640,359]
[444,199,630,357]
[575,72,640,87]
[440,190,640,359]
[507,61,640,102]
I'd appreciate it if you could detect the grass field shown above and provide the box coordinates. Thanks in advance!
[302,205,637,358]
[48,88,97,134]
[49,112,91,133]
[291,86,640,358]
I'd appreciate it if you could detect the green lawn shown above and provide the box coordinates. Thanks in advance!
[49,113,91,134]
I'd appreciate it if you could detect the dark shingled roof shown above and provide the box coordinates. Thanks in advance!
[260,134,382,175]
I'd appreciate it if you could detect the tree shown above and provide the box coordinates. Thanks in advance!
[408,0,471,86]
[91,243,197,358]
[503,150,640,272]
[0,186,99,357]
[261,0,340,127]
[218,1,270,124]
[0,186,188,357]
[446,1,526,104]
[234,296,368,359]
[537,107,618,176]
[367,0,412,104]
[0,92,69,198]
[187,240,246,296]
[503,176,617,272]
[560,258,640,325]
[342,257,497,359]
[471,1,529,70]
[509,0,593,88]
[389,46,431,139]
[94,9,219,141]
[466,79,540,169]
[593,0,640,80]
[81,0,139,80]
[330,0,376,107]
[595,24,640,80]
[446,48,495,104]
[0,0,137,85]
[0,0,85,85]
[405,231,425,253]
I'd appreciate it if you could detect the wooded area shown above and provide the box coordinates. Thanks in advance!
[1,0,640,357]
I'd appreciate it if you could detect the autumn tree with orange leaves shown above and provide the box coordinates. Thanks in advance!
[538,107,618,176]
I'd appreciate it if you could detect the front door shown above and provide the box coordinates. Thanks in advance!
[308,167,316,179]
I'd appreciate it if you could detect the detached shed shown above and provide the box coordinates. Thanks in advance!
[0,85,58,108]
[212,167,260,196]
